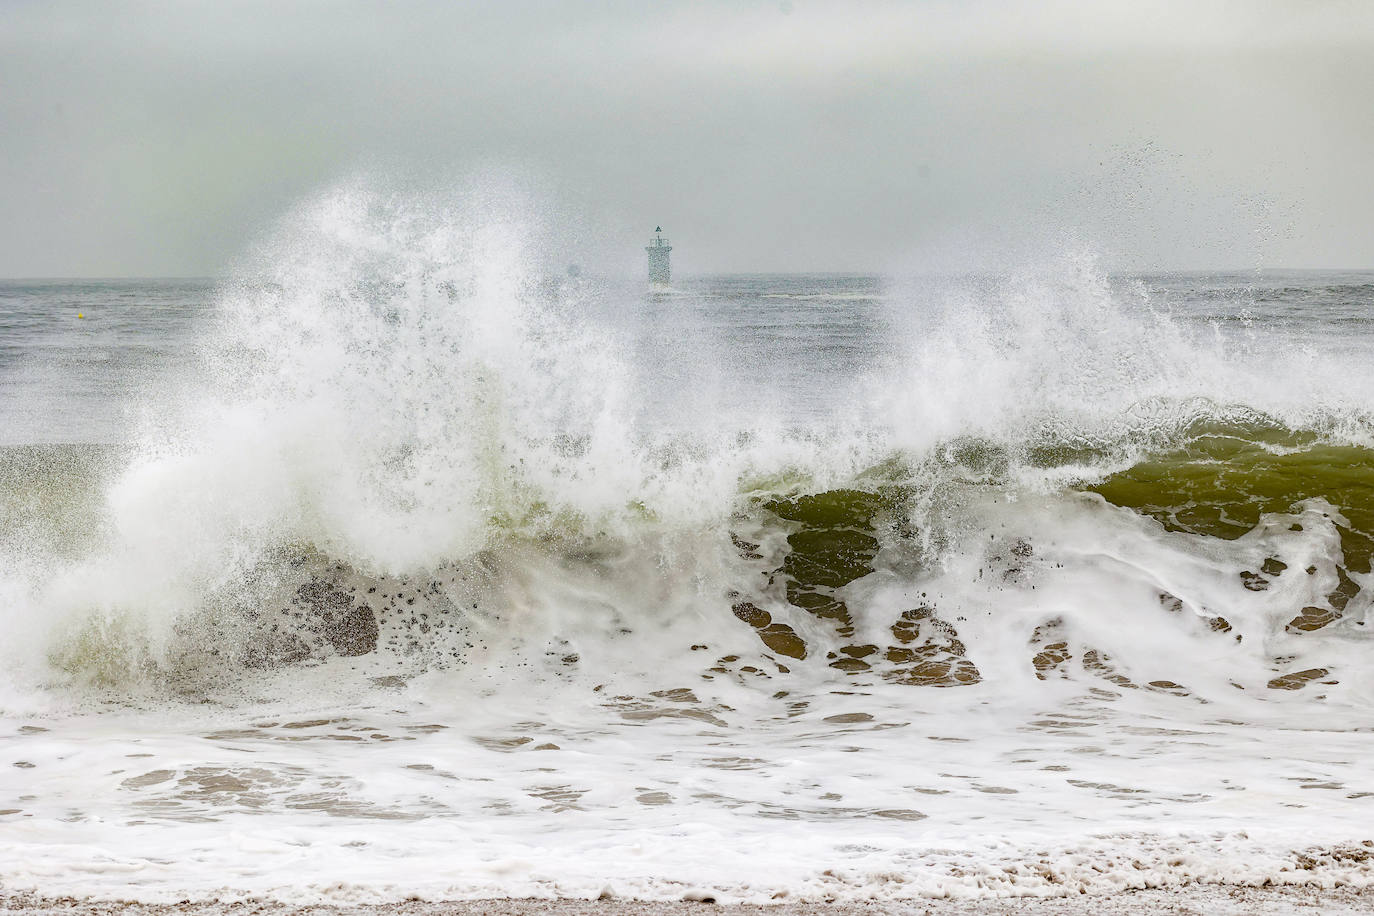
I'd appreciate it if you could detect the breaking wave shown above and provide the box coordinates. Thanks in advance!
[0,186,1370,722]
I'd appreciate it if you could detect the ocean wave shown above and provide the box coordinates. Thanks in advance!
[1,187,1372,711]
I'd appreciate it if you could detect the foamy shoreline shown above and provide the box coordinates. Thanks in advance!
[6,887,1374,915]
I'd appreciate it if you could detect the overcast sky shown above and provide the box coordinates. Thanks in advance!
[2,0,1372,277]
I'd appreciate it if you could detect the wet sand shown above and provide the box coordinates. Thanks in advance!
[6,887,1374,915]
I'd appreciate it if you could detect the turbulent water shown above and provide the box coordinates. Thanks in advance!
[3,191,1374,904]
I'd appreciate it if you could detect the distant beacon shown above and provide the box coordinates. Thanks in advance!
[646,226,671,286]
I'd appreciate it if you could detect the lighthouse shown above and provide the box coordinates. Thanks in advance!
[645,226,671,286]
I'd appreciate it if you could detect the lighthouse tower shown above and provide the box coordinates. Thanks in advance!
[645,227,671,286]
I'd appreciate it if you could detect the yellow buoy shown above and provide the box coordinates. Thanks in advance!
[77,313,84,319]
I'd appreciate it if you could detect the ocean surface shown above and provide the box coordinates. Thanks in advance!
[3,196,1374,904]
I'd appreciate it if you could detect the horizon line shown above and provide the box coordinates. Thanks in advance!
[3,266,1372,283]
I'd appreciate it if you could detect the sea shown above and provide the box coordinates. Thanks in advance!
[3,193,1374,905]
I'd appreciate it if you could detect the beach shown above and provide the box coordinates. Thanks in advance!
[7,886,1374,915]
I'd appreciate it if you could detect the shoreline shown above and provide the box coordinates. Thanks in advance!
[7,886,1374,915]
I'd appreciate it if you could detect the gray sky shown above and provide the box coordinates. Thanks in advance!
[2,0,1372,277]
